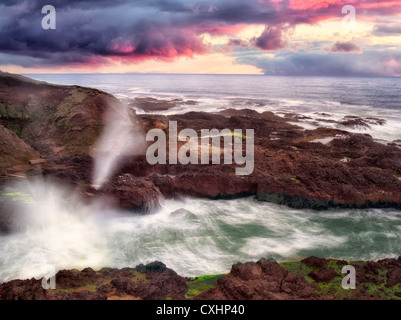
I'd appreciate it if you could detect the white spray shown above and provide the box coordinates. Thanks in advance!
[91,102,146,189]
[0,178,112,282]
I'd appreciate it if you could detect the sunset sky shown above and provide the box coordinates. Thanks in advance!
[1,0,401,76]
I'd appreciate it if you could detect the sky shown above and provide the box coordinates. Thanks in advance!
[0,0,400,76]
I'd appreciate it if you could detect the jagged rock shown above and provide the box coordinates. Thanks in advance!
[195,260,323,300]
[135,261,167,273]
[0,278,46,300]
[101,175,163,211]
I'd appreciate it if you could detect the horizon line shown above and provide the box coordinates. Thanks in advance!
[19,72,401,78]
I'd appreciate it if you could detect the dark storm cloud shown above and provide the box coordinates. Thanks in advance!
[0,0,209,66]
[1,0,401,74]
[0,0,345,67]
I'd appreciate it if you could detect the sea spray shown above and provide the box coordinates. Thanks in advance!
[0,178,110,282]
[91,102,146,189]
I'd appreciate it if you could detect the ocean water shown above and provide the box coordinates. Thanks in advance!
[1,185,401,282]
[26,74,401,142]
[0,74,399,282]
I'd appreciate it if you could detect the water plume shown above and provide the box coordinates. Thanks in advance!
[91,102,146,189]
[0,178,110,282]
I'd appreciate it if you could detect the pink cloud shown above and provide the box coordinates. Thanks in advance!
[253,24,293,51]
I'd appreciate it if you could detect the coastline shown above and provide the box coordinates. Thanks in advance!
[0,71,401,299]
[1,256,401,300]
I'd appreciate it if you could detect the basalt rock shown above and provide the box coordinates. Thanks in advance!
[2,257,401,300]
[0,261,188,300]
[0,278,46,300]
[195,260,323,300]
[1,72,401,211]
[0,71,122,157]
[308,268,338,283]
[101,174,163,211]
[128,110,401,210]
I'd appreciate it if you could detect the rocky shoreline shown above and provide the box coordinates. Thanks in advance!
[1,257,401,300]
[1,71,400,212]
[0,71,401,300]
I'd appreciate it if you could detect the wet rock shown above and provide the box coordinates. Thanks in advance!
[128,97,197,112]
[101,175,163,211]
[339,116,371,128]
[257,258,277,264]
[135,261,167,273]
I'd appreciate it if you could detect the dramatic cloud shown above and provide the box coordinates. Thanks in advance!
[0,0,401,75]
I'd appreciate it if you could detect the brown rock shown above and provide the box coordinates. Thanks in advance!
[301,257,328,270]
[385,269,401,287]
[195,260,322,300]
[0,278,46,300]
[0,124,40,168]
[308,268,338,282]
[101,174,163,211]
[55,268,98,289]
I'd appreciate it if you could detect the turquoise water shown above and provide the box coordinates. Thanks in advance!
[1,181,400,282]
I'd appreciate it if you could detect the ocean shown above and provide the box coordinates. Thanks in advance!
[0,74,400,282]
[26,74,401,141]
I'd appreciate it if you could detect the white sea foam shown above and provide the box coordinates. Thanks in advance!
[1,188,401,281]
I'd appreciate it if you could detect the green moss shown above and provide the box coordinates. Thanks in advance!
[315,275,355,299]
[362,270,401,300]
[2,192,34,204]
[279,261,314,283]
[130,270,149,282]
[185,274,225,299]
[313,261,360,299]
[327,260,347,273]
